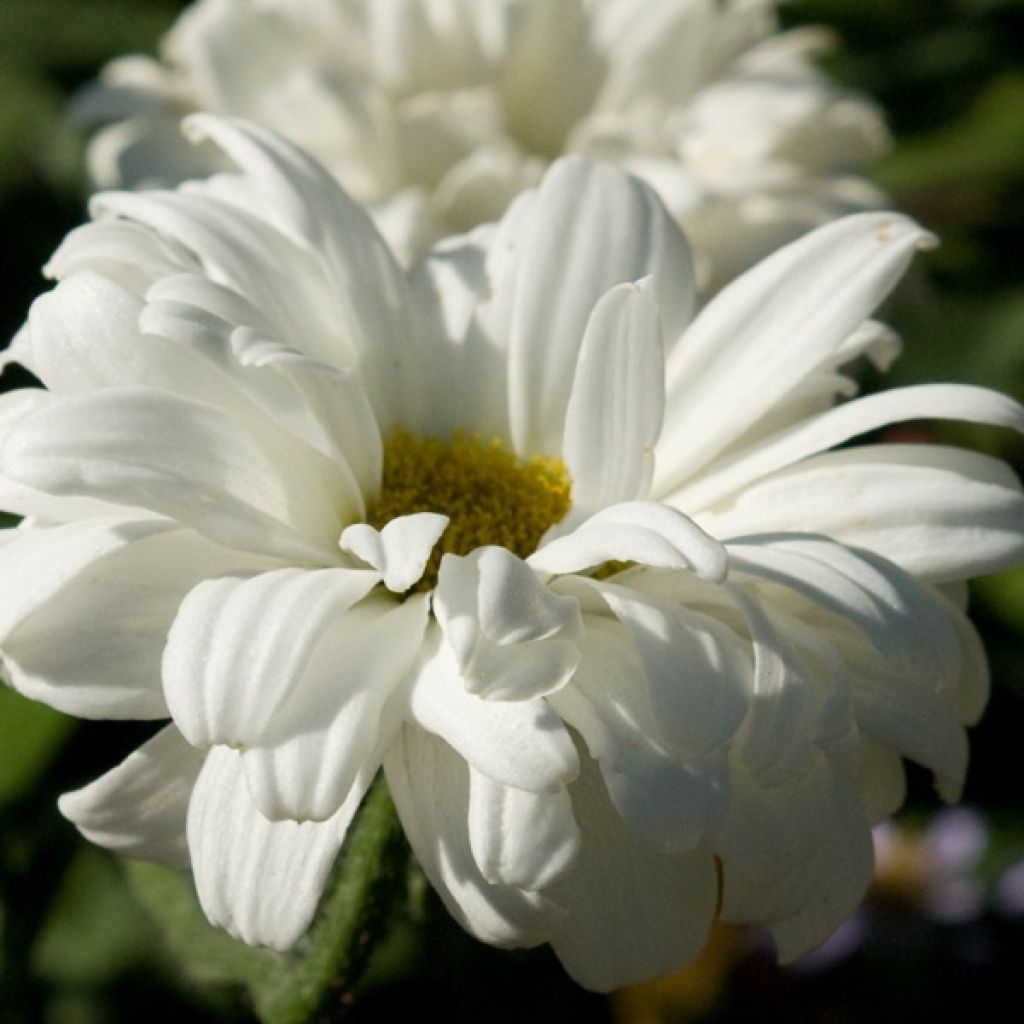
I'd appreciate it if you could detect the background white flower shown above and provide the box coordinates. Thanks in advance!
[1,117,1021,991]
[75,0,889,286]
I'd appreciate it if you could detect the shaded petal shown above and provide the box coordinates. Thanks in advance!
[529,501,726,581]
[188,746,364,951]
[728,535,960,673]
[0,520,261,720]
[467,770,581,890]
[548,753,718,992]
[562,279,665,511]
[385,725,564,947]
[433,547,583,701]
[586,580,750,757]
[657,213,934,494]
[163,567,380,748]
[407,630,578,792]
[58,725,204,869]
[699,445,1024,583]
[340,513,448,593]
[242,594,429,822]
[549,614,730,851]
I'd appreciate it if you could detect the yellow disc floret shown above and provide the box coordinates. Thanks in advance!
[365,428,572,591]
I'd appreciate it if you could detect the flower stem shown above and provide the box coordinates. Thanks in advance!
[252,775,409,1024]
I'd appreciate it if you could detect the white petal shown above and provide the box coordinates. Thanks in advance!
[671,383,1024,512]
[0,520,260,720]
[340,513,448,593]
[529,501,726,581]
[699,445,1024,583]
[562,279,665,511]
[728,535,960,673]
[433,547,583,701]
[163,567,380,748]
[242,594,429,822]
[481,156,694,456]
[467,770,581,891]
[58,725,204,869]
[183,115,427,432]
[548,753,718,992]
[658,213,933,494]
[384,725,563,947]
[407,630,578,792]
[188,746,363,951]
[0,387,350,562]
[589,581,749,756]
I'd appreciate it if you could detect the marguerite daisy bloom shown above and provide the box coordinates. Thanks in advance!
[76,0,888,286]
[1,117,1022,991]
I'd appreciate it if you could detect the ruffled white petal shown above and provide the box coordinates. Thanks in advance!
[407,629,579,792]
[188,745,364,951]
[340,513,448,593]
[433,546,583,701]
[385,724,564,947]
[467,769,581,891]
[530,500,727,581]
[562,279,665,512]
[0,520,259,720]
[163,567,380,748]
[58,725,204,869]
[242,594,429,822]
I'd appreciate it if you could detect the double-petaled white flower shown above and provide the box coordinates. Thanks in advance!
[77,0,888,286]
[2,117,1022,990]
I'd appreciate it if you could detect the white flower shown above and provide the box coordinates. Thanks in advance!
[76,0,888,286]
[2,117,1022,991]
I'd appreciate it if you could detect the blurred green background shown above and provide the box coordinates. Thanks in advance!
[1,1,1023,1021]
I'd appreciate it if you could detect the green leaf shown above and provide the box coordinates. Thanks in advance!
[0,686,74,807]
[127,775,409,1024]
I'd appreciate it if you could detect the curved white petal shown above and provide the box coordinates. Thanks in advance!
[0,387,351,561]
[407,630,578,792]
[58,725,204,869]
[530,501,727,581]
[0,520,260,720]
[340,513,448,593]
[699,445,1024,583]
[384,725,564,947]
[657,213,933,494]
[588,580,750,757]
[242,594,429,822]
[433,547,583,701]
[188,746,363,951]
[183,115,428,432]
[467,769,581,891]
[163,567,380,748]
[548,753,718,993]
[481,156,694,456]
[562,278,665,511]
[670,383,1024,512]
[728,535,960,673]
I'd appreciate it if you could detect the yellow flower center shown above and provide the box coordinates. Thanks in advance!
[366,428,572,591]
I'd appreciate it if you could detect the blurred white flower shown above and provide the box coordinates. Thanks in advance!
[76,0,889,285]
[1,118,1022,991]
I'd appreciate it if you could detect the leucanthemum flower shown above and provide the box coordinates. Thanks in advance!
[76,0,888,287]
[1,117,1022,991]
